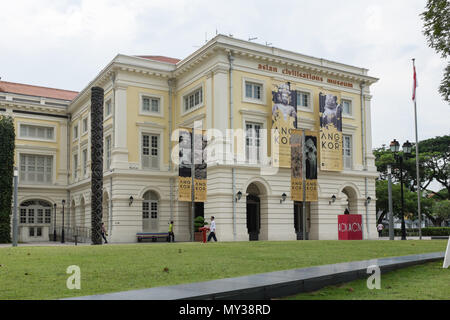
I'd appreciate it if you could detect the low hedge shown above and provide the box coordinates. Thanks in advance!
[380,227,450,237]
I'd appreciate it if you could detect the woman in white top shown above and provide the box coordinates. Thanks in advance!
[207,216,217,242]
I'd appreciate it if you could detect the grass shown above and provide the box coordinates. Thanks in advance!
[0,240,447,300]
[283,260,450,300]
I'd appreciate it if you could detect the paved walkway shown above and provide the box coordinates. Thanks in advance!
[65,251,444,300]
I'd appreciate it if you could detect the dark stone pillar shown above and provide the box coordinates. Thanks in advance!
[91,86,104,245]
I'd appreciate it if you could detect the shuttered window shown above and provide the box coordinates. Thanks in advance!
[19,154,53,184]
[142,134,159,169]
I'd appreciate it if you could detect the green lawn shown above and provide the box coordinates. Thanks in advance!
[0,240,446,300]
[283,260,449,300]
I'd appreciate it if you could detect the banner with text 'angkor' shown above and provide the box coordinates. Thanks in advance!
[319,93,343,172]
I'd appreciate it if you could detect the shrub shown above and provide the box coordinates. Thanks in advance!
[381,227,450,237]
[0,115,15,243]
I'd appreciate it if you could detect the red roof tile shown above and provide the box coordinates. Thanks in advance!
[0,81,78,101]
[136,55,181,64]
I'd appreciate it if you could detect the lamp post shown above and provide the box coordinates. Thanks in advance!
[61,199,65,243]
[390,139,412,240]
[12,167,18,247]
[53,203,57,241]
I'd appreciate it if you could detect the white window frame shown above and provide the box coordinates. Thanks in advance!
[139,93,164,117]
[105,135,112,170]
[141,133,160,170]
[73,123,79,141]
[240,110,268,165]
[245,121,263,164]
[341,97,354,118]
[17,122,56,142]
[104,98,112,119]
[181,85,204,116]
[82,148,88,177]
[82,116,89,135]
[242,77,266,105]
[295,87,314,113]
[73,153,78,181]
[18,153,54,185]
[343,134,353,170]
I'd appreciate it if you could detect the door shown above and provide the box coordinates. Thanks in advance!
[246,194,260,241]
[294,201,309,240]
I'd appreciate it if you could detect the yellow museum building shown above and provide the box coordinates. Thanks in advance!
[0,35,379,243]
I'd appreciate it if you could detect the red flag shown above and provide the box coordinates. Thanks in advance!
[412,60,418,101]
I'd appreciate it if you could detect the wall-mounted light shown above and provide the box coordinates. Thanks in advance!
[365,196,372,206]
[280,193,287,204]
[329,195,336,205]
[235,191,242,202]
[129,196,134,206]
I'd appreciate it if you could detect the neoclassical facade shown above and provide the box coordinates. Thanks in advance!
[1,35,379,243]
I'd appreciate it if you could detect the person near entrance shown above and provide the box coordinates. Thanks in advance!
[101,222,108,244]
[207,216,217,242]
[168,220,175,242]
[377,223,384,237]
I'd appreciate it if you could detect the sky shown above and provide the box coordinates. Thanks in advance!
[1,0,449,151]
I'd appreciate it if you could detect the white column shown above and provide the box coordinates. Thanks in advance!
[112,85,129,169]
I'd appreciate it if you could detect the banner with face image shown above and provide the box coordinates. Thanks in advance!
[291,129,318,202]
[178,127,192,202]
[194,129,207,202]
[319,93,343,172]
[271,82,297,168]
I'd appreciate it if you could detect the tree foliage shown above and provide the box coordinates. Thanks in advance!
[421,0,450,102]
[375,135,450,226]
[0,115,16,243]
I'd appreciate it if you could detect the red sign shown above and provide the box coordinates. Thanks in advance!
[338,214,363,240]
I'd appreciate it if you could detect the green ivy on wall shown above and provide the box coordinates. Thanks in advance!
[0,115,16,243]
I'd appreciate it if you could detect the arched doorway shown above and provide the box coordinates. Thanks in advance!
[142,191,159,232]
[246,183,261,241]
[341,186,358,215]
[79,197,85,228]
[102,192,109,231]
[19,199,52,241]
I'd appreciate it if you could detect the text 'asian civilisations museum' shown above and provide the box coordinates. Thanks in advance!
[0,34,379,243]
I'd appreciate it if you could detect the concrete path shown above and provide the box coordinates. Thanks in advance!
[65,251,444,300]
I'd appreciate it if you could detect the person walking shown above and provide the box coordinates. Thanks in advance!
[377,223,384,237]
[207,216,217,242]
[168,220,175,242]
[101,222,108,244]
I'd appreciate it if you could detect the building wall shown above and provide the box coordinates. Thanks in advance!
[4,35,379,243]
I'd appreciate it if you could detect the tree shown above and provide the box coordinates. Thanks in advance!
[0,115,15,243]
[421,0,450,102]
[374,136,450,200]
[432,200,450,226]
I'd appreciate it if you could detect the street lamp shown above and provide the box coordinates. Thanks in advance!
[61,199,65,243]
[53,203,57,241]
[389,139,412,240]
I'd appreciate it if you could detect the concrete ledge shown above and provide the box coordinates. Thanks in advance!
[65,252,444,300]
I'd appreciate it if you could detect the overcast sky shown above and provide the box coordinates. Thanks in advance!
[1,0,449,150]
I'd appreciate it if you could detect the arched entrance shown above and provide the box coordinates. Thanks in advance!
[340,186,358,215]
[142,191,159,232]
[246,183,261,241]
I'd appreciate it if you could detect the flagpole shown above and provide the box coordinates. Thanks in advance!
[412,58,422,240]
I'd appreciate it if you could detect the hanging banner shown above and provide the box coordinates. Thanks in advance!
[319,93,343,171]
[178,127,192,202]
[271,82,297,168]
[194,129,207,202]
[291,129,318,201]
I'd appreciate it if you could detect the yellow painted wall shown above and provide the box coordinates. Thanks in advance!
[231,69,363,166]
